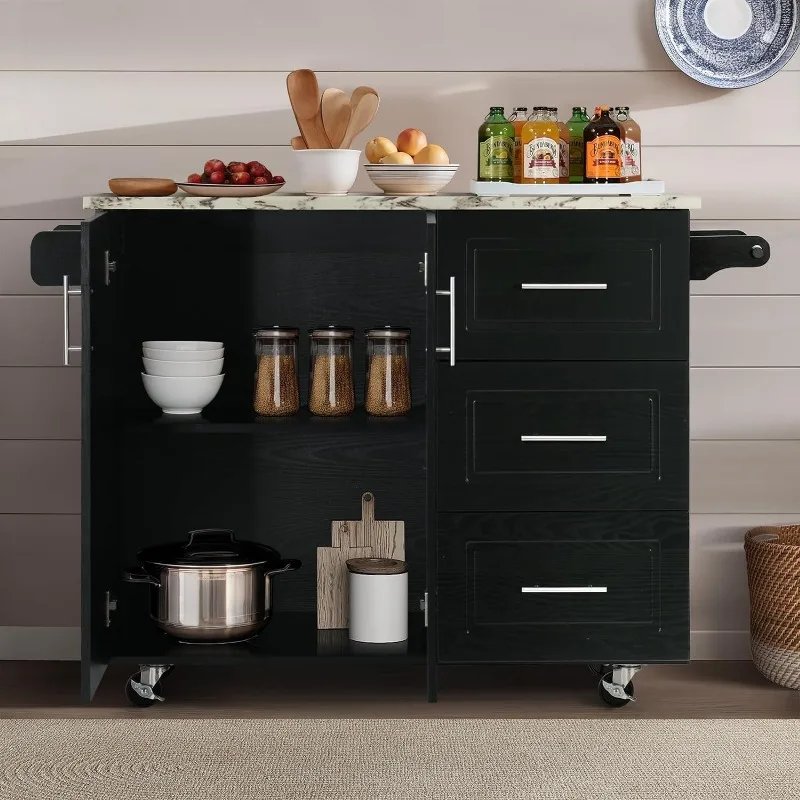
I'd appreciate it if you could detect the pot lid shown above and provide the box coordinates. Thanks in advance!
[138,529,282,568]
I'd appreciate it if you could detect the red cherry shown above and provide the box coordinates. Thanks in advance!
[271,175,285,184]
[247,161,269,178]
[228,161,247,174]
[208,171,226,184]
[204,159,224,175]
[231,171,252,185]
[187,173,203,184]
[253,175,269,185]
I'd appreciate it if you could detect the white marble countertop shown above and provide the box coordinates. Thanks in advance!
[84,192,701,212]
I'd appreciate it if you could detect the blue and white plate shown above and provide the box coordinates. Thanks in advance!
[656,0,799,88]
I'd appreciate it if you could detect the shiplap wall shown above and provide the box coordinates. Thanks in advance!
[1,0,798,659]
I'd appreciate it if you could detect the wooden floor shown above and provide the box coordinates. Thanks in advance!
[0,661,797,718]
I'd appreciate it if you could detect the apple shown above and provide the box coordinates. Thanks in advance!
[187,173,203,183]
[271,175,284,184]
[228,161,247,174]
[365,137,398,164]
[247,161,269,178]
[413,144,450,165]
[231,171,252,185]
[396,128,427,157]
[380,151,414,165]
[208,170,226,184]
[204,159,225,175]
[253,176,269,185]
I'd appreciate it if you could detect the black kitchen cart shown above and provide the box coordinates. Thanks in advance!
[31,197,769,706]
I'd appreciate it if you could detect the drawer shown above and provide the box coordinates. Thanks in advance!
[435,210,689,361]
[436,511,689,663]
[436,361,688,512]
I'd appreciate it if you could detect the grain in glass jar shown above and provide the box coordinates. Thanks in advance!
[365,327,411,417]
[253,327,300,416]
[308,326,355,416]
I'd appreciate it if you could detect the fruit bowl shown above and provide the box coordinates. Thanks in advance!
[364,164,459,196]
[177,182,284,198]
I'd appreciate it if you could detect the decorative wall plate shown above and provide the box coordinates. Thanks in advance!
[655,0,799,88]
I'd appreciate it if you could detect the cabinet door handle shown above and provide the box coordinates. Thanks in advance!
[521,586,607,593]
[520,434,607,442]
[520,283,607,290]
[62,275,81,366]
[435,275,455,366]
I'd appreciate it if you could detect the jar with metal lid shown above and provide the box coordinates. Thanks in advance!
[308,326,355,416]
[365,327,411,417]
[253,327,300,416]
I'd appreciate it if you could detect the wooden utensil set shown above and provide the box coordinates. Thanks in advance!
[287,69,379,150]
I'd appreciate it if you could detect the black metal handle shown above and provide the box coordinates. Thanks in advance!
[123,568,161,587]
[690,231,770,281]
[265,558,302,577]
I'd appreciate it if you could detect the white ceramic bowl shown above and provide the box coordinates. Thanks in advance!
[364,164,459,196]
[293,149,360,195]
[141,372,225,414]
[142,340,223,351]
[142,357,224,377]
[143,347,224,362]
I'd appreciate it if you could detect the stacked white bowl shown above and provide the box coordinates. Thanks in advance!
[363,163,459,196]
[141,341,225,415]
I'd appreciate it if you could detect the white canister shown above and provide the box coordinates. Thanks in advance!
[347,558,408,643]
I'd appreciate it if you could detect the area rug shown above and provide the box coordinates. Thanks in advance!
[1,718,798,799]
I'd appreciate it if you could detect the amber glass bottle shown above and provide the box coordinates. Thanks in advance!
[583,105,622,184]
[615,106,642,183]
[550,107,570,184]
[521,107,560,185]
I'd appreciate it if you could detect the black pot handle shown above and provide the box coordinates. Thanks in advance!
[186,528,237,547]
[123,568,161,587]
[265,558,302,577]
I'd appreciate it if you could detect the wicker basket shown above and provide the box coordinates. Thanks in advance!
[745,525,800,688]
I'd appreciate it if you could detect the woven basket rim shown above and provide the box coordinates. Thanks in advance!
[746,526,800,548]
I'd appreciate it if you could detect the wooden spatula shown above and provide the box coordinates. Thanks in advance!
[286,69,331,149]
[339,88,380,149]
[321,88,352,149]
[291,136,307,150]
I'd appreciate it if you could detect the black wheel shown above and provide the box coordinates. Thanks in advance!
[125,670,167,707]
[598,672,634,707]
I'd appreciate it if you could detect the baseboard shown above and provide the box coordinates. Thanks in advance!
[691,630,751,660]
[0,626,80,660]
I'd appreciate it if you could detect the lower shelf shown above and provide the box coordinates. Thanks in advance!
[110,611,427,665]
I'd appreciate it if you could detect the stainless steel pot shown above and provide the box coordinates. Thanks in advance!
[124,529,300,643]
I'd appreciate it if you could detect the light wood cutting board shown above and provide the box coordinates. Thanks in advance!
[317,492,405,629]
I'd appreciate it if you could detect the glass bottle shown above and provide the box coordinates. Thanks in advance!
[615,106,642,183]
[509,107,529,184]
[550,107,570,184]
[308,326,355,417]
[567,106,590,183]
[364,327,411,417]
[477,107,515,182]
[583,105,622,184]
[253,327,300,416]
[520,107,560,185]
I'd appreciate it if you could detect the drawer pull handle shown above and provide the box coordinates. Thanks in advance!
[62,275,81,366]
[435,275,456,367]
[521,586,608,594]
[520,434,607,443]
[520,283,608,290]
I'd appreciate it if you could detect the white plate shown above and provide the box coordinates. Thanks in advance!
[177,182,285,198]
[469,179,666,196]
[143,340,223,351]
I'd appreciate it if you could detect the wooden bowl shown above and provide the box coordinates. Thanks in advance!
[108,178,177,197]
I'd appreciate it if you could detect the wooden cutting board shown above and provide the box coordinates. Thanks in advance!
[317,492,405,629]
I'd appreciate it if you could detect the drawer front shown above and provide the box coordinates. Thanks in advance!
[437,511,689,663]
[437,362,688,511]
[435,210,689,361]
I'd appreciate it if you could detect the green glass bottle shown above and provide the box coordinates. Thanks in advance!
[567,106,590,183]
[477,106,515,182]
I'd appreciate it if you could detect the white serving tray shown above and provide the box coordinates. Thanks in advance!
[470,179,665,196]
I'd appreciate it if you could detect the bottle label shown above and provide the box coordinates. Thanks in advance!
[622,139,641,178]
[479,135,514,180]
[585,134,622,179]
[523,137,559,180]
[569,134,585,179]
[513,134,523,182]
[558,138,569,179]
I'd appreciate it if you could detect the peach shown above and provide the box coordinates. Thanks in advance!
[379,151,414,165]
[396,128,427,156]
[365,137,398,164]
[413,144,450,165]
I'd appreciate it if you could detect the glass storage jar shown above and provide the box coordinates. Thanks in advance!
[365,327,411,417]
[253,327,300,416]
[308,326,355,416]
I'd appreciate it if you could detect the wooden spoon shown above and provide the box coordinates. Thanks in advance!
[286,69,331,148]
[291,136,307,150]
[350,85,378,108]
[321,88,352,148]
[339,89,380,149]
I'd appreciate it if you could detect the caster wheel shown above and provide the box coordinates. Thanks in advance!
[598,672,634,707]
[125,670,169,707]
[588,663,610,678]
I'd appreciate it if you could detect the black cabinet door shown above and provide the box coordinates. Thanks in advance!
[81,213,122,702]
[434,210,689,361]
[437,511,689,663]
[436,361,688,512]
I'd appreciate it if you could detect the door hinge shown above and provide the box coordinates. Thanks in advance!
[420,592,428,627]
[419,252,428,287]
[105,590,118,627]
[104,250,117,286]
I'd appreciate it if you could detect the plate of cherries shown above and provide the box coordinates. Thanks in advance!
[178,159,286,197]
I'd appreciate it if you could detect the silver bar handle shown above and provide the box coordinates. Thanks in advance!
[435,275,455,366]
[521,434,607,442]
[521,283,607,290]
[62,275,81,366]
[521,586,607,594]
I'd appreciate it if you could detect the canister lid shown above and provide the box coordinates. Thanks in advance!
[365,326,411,339]
[309,325,354,339]
[346,557,407,575]
[254,326,299,339]
[137,529,285,568]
